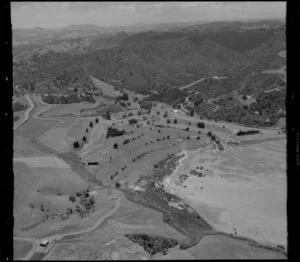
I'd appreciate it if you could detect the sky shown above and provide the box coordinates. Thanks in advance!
[11,2,286,29]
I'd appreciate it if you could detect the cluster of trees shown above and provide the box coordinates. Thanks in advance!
[128,118,138,125]
[116,92,129,101]
[42,94,96,104]
[132,152,147,163]
[14,25,284,104]
[236,129,260,136]
[207,131,224,151]
[69,188,96,219]
[197,90,285,127]
[197,122,205,128]
[189,78,237,101]
[106,126,126,139]
[139,100,153,110]
[125,233,178,256]
[103,111,111,120]
[146,88,186,106]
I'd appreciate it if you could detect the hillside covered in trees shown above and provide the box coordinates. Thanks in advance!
[13,20,285,127]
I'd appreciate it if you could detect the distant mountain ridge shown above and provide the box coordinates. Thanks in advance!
[13,19,285,100]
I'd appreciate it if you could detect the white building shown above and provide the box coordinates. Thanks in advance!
[40,239,49,247]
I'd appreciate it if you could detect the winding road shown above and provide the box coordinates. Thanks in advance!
[14,94,35,131]
[32,99,64,123]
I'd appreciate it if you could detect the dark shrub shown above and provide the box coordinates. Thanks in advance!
[197,122,205,128]
[69,195,76,203]
[73,141,80,149]
[106,127,126,138]
[128,118,138,125]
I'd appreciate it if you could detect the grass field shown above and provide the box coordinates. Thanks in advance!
[44,102,100,118]
[81,117,208,186]
[38,127,70,153]
[13,240,32,260]
[13,96,286,259]
[13,157,88,237]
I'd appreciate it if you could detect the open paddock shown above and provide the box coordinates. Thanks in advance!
[14,117,74,157]
[67,118,91,140]
[44,237,148,260]
[13,156,88,237]
[13,240,33,260]
[43,99,104,118]
[38,127,70,153]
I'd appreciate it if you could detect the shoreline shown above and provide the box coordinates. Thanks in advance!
[163,145,287,252]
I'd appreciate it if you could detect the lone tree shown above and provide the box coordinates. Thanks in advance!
[90,122,93,128]
[104,112,111,120]
[167,119,171,124]
[95,118,99,123]
[197,122,205,128]
[115,181,121,188]
[185,127,189,132]
[86,128,89,133]
[113,143,118,149]
[173,119,177,124]
[82,136,87,143]
[242,95,247,100]
[69,195,76,203]
[73,141,80,149]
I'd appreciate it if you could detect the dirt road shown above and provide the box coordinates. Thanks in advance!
[14,95,35,131]
[178,78,206,90]
[16,195,121,260]
[32,101,64,123]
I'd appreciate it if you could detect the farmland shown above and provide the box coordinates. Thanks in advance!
[13,91,286,260]
[10,15,289,260]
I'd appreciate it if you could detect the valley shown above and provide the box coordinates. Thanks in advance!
[13,88,286,259]
[12,17,287,260]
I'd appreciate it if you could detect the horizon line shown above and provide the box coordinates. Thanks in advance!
[12,16,285,30]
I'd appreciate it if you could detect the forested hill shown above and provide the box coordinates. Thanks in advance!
[13,20,285,99]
